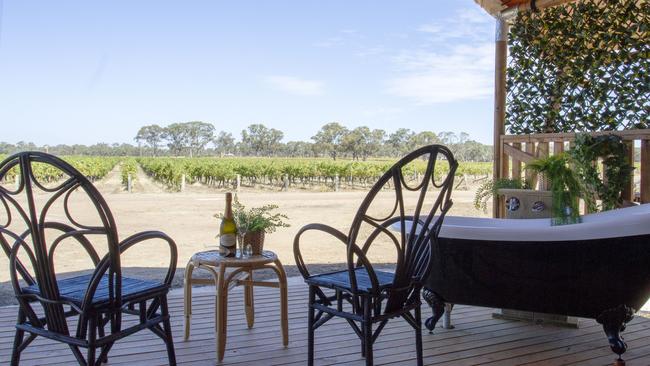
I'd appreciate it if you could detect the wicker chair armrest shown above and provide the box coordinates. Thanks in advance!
[293,223,378,294]
[117,230,178,285]
[293,223,349,280]
[88,231,177,309]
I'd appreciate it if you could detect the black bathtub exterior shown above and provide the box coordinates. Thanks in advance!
[423,233,650,360]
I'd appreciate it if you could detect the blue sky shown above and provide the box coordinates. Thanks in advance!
[0,0,497,146]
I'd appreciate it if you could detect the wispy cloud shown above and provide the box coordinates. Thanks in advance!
[264,75,324,96]
[313,29,362,48]
[386,7,494,104]
[313,37,344,48]
[387,44,493,104]
[417,7,491,40]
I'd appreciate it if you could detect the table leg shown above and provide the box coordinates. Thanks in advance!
[216,265,228,362]
[183,261,195,341]
[274,259,289,347]
[245,268,255,328]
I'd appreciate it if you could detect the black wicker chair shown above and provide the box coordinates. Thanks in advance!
[0,152,177,366]
[294,145,457,366]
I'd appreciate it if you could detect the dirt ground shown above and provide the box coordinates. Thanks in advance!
[0,165,488,305]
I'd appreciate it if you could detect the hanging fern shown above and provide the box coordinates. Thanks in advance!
[526,154,582,225]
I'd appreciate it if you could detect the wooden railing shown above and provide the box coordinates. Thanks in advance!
[494,129,650,218]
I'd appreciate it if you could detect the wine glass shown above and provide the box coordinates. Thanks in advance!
[237,232,246,258]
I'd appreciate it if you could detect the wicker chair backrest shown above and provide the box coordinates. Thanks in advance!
[347,145,457,313]
[0,152,121,332]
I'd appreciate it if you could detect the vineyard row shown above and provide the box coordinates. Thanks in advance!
[0,156,119,183]
[137,157,493,190]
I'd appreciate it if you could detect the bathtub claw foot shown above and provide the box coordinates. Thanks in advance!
[597,305,635,360]
[422,288,445,333]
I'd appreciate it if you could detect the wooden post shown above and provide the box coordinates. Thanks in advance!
[554,141,564,155]
[334,174,340,192]
[127,173,132,193]
[512,142,522,182]
[641,140,650,203]
[499,144,510,219]
[492,16,509,218]
[181,174,186,192]
[236,174,241,192]
[621,141,635,202]
[282,174,289,191]
[525,142,537,189]
[537,142,549,190]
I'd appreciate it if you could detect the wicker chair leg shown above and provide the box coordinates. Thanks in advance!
[363,297,373,366]
[361,317,366,357]
[415,304,423,366]
[96,315,110,363]
[161,295,177,366]
[361,328,366,358]
[308,286,316,366]
[10,311,25,366]
[97,343,112,365]
[87,316,97,366]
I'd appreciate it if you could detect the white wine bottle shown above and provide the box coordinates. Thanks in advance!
[219,192,237,257]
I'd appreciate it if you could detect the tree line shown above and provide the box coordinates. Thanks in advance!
[0,121,494,162]
[132,121,494,162]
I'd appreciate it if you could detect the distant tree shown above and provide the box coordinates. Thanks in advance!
[135,124,165,156]
[341,126,378,161]
[387,128,415,156]
[409,131,440,149]
[451,139,492,162]
[14,141,38,152]
[164,123,190,156]
[71,144,88,155]
[458,132,470,144]
[214,131,236,156]
[88,143,113,156]
[0,142,16,154]
[437,131,458,145]
[184,121,215,157]
[240,124,284,156]
[284,141,314,157]
[47,144,66,155]
[311,122,348,160]
[112,143,140,156]
[368,129,386,157]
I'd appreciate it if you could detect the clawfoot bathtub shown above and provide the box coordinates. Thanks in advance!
[413,204,650,363]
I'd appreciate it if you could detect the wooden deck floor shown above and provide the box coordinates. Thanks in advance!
[2,281,650,366]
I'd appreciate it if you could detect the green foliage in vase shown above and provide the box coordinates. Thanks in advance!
[506,0,648,134]
[215,195,290,234]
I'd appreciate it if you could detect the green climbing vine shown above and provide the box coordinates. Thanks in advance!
[569,134,634,212]
[506,0,649,134]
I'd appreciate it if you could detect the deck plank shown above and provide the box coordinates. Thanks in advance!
[0,282,648,365]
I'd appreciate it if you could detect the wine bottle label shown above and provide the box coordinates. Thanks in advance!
[220,234,236,248]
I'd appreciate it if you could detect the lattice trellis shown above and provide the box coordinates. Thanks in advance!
[506,0,649,134]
